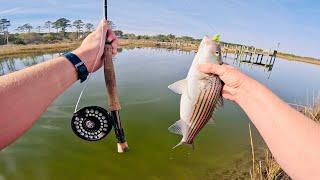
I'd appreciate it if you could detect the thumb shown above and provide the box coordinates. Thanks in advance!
[94,19,109,44]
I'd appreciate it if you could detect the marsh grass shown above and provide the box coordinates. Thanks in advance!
[0,43,80,59]
[249,97,320,180]
[248,125,290,180]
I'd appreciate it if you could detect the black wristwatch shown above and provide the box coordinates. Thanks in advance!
[63,52,89,83]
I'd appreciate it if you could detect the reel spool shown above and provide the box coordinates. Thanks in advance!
[71,106,113,141]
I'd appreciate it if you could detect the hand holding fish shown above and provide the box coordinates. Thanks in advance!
[73,19,118,73]
[198,63,250,102]
[168,36,224,148]
[199,61,320,179]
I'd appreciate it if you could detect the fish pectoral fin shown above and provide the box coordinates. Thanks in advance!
[207,117,216,125]
[168,119,188,136]
[168,79,187,95]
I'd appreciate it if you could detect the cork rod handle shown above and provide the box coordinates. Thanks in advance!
[103,44,121,111]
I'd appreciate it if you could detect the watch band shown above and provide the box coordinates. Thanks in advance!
[63,52,89,83]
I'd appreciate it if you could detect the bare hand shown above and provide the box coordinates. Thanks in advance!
[198,63,250,102]
[73,19,118,72]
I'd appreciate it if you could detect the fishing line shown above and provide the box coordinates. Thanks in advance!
[74,15,106,113]
[183,0,216,34]
[71,0,129,146]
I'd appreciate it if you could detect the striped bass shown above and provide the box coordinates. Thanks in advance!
[168,36,223,148]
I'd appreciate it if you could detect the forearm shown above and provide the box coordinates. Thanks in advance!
[0,56,77,149]
[236,77,320,179]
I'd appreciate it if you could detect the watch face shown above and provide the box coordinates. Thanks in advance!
[78,65,86,73]
[77,65,89,82]
[71,106,113,141]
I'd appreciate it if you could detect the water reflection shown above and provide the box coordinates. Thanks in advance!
[0,47,319,180]
[0,53,64,76]
[225,52,276,79]
[0,47,276,83]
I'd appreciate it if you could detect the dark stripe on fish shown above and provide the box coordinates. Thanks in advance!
[185,91,206,143]
[186,83,215,143]
[189,91,206,129]
[185,76,223,144]
[194,77,222,136]
[189,90,204,124]
[193,80,220,137]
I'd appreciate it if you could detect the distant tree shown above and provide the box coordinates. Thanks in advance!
[114,30,123,37]
[73,20,84,39]
[15,26,23,33]
[44,21,52,33]
[107,20,116,29]
[180,36,194,42]
[17,24,33,33]
[53,18,71,37]
[141,35,150,40]
[36,26,41,33]
[52,21,59,33]
[167,34,176,40]
[0,19,11,44]
[154,34,169,42]
[22,24,33,33]
[125,33,136,39]
[85,23,94,32]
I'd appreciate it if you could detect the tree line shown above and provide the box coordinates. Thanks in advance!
[0,18,95,45]
[1,17,204,46]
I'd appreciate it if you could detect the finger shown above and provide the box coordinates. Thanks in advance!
[107,29,117,43]
[222,92,233,101]
[112,51,117,57]
[222,86,236,96]
[112,48,117,55]
[95,19,109,34]
[198,63,227,76]
[222,86,236,101]
[93,19,108,46]
[111,38,118,49]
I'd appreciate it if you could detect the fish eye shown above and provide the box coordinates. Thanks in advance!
[215,51,220,56]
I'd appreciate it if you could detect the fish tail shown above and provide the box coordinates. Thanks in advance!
[172,140,194,150]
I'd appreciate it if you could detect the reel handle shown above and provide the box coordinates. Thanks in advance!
[103,44,121,111]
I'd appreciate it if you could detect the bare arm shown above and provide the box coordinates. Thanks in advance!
[0,20,118,150]
[199,64,320,179]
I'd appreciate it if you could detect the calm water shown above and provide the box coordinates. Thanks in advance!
[0,48,320,179]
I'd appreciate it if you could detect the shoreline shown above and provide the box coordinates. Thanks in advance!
[1,40,319,65]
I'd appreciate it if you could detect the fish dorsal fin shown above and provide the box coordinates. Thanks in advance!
[168,79,187,95]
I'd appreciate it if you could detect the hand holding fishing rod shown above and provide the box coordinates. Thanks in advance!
[70,0,128,153]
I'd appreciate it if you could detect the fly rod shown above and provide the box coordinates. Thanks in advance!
[103,0,129,153]
[70,0,128,153]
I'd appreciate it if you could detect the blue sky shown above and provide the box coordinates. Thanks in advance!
[0,0,319,58]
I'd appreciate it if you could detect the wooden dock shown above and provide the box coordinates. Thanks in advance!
[222,44,277,68]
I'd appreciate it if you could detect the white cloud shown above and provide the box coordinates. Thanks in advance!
[0,7,22,15]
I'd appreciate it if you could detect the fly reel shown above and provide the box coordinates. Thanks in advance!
[71,106,113,141]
